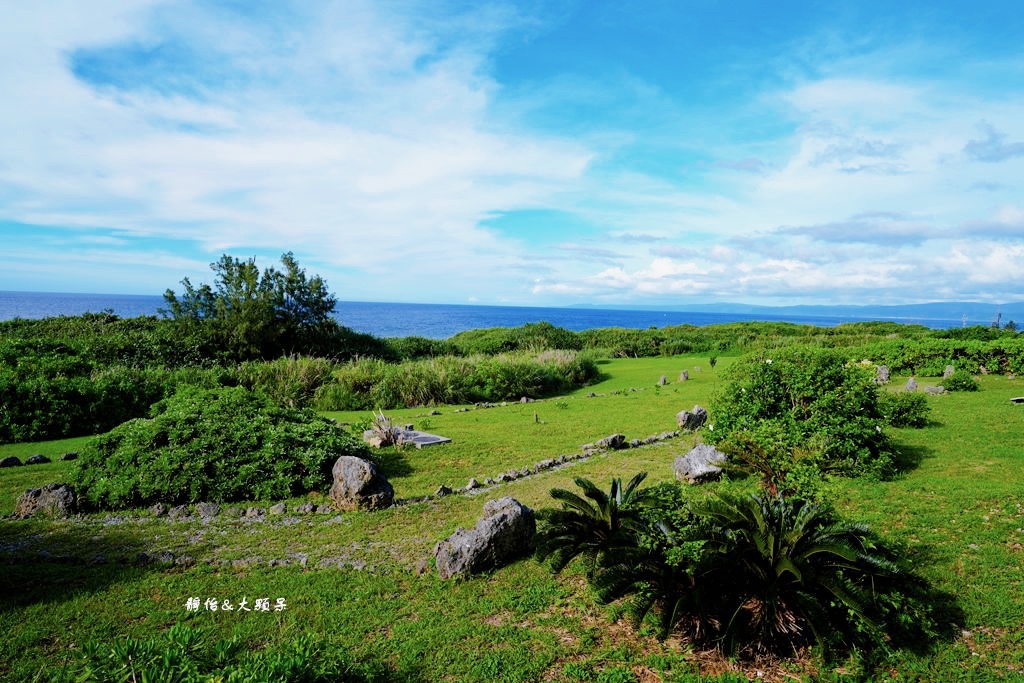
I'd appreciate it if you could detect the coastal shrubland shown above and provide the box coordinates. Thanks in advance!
[2,352,1022,680]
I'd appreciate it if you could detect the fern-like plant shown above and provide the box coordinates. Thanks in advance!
[534,473,649,578]
[693,492,914,656]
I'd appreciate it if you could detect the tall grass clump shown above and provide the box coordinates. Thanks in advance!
[235,355,336,408]
[316,351,601,410]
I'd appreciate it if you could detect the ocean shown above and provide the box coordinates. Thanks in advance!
[0,290,962,339]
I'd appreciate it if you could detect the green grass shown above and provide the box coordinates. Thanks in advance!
[1,357,1022,680]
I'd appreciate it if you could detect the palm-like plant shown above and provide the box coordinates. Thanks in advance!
[534,472,649,578]
[694,492,909,655]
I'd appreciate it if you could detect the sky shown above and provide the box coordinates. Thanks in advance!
[2,0,1023,307]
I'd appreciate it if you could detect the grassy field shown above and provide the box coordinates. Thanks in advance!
[1,355,1022,681]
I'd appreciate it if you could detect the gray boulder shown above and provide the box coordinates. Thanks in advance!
[196,502,220,519]
[595,433,627,450]
[329,456,394,511]
[676,405,708,431]
[657,375,668,386]
[14,483,77,519]
[25,454,51,465]
[925,385,946,395]
[60,452,79,461]
[876,365,890,384]
[673,444,728,484]
[434,497,535,579]
[905,377,918,392]
[943,365,955,379]
[0,456,22,468]
[678,370,689,382]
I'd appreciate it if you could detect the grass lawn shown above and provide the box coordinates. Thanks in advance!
[1,356,1022,681]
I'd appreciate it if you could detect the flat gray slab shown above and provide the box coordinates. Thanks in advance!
[398,429,452,448]
[1010,397,1024,404]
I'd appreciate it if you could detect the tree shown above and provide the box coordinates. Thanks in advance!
[162,252,338,360]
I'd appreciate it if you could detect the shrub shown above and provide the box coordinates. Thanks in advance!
[940,369,980,392]
[71,386,370,509]
[878,391,931,427]
[537,477,939,658]
[707,347,892,478]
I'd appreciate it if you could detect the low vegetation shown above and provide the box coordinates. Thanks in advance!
[1,255,1022,681]
[71,386,369,509]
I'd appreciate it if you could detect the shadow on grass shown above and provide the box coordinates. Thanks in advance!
[373,448,414,480]
[890,442,932,475]
[0,521,204,613]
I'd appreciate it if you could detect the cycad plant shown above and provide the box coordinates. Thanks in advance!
[694,492,913,656]
[534,472,649,578]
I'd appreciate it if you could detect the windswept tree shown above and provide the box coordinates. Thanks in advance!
[162,252,339,360]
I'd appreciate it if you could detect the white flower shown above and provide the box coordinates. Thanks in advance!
[765,359,773,364]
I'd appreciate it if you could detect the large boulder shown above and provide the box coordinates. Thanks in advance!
[0,456,22,468]
[434,497,536,579]
[329,456,394,511]
[943,365,955,379]
[875,365,890,384]
[905,377,918,392]
[14,483,77,519]
[673,444,727,484]
[676,405,708,432]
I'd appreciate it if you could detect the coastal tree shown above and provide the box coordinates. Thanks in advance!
[161,252,339,360]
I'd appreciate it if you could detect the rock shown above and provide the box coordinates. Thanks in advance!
[676,405,708,432]
[943,365,955,379]
[0,456,22,468]
[329,456,394,511]
[296,503,316,514]
[1010,397,1024,404]
[244,507,266,519]
[60,452,79,461]
[464,478,481,491]
[876,365,890,384]
[905,377,918,392]
[980,365,989,375]
[14,483,77,518]
[315,504,333,514]
[435,485,453,497]
[168,505,190,520]
[657,375,668,386]
[434,497,536,579]
[196,502,220,519]
[678,370,689,382]
[429,409,442,415]
[149,503,167,517]
[25,454,51,465]
[269,503,287,515]
[925,385,946,395]
[595,434,627,450]
[674,444,728,484]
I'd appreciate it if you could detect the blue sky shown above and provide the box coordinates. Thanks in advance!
[2,0,1023,307]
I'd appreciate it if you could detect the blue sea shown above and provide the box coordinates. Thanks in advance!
[0,290,962,339]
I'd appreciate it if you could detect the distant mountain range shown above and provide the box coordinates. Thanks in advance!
[570,301,1024,325]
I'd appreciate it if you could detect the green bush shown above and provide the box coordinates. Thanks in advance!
[537,477,939,657]
[878,391,931,427]
[940,369,980,392]
[707,347,892,478]
[71,386,369,509]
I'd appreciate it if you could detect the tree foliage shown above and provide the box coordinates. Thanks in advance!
[162,252,339,360]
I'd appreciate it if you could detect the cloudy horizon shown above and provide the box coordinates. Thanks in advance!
[2,1,1023,307]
